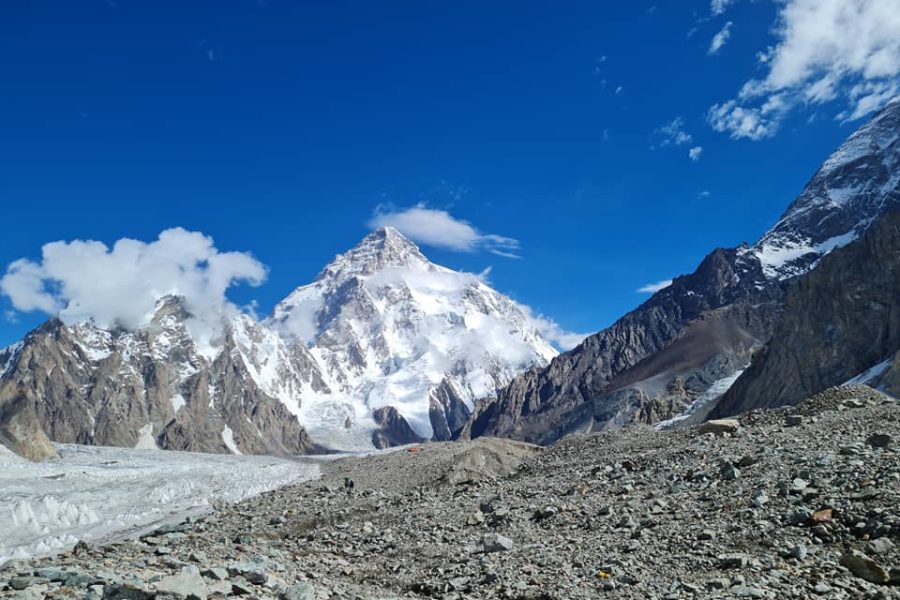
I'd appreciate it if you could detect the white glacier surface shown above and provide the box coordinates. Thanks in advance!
[0,444,319,565]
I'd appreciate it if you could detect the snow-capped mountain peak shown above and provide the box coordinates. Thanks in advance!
[268,227,556,449]
[1,227,557,455]
[318,226,436,280]
[748,98,900,279]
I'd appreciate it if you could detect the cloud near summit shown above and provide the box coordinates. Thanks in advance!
[368,204,521,258]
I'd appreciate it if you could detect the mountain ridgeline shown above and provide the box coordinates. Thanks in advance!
[463,99,900,444]
[0,228,557,458]
[1,100,898,461]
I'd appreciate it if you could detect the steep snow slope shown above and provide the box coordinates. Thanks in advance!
[747,97,900,279]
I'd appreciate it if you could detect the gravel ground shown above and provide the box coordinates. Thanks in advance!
[2,385,899,599]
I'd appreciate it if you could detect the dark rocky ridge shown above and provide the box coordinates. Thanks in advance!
[463,100,900,444]
[713,209,900,417]
[462,246,786,444]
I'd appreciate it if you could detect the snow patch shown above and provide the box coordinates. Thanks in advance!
[221,425,241,455]
[133,424,158,450]
[844,358,894,390]
[170,394,186,414]
[655,370,745,430]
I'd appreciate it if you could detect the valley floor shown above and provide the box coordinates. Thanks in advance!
[2,385,899,599]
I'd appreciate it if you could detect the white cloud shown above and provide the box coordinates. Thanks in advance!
[711,0,735,15]
[709,21,733,54]
[698,190,712,199]
[368,204,521,258]
[689,146,704,161]
[637,279,673,294]
[615,85,624,95]
[709,0,900,139]
[0,228,266,342]
[654,117,693,147]
[514,303,589,351]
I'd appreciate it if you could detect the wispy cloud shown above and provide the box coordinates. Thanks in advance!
[710,0,735,16]
[709,0,900,140]
[708,21,733,55]
[689,146,704,161]
[637,279,673,294]
[515,303,589,351]
[368,204,521,258]
[654,117,693,147]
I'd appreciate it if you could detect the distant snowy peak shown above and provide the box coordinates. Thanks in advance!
[750,99,900,280]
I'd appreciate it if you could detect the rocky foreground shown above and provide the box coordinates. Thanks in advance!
[2,385,899,599]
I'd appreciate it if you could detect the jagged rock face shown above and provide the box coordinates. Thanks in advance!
[713,209,900,417]
[0,383,58,462]
[461,249,785,443]
[268,226,556,449]
[371,406,424,449]
[0,298,323,456]
[464,100,900,444]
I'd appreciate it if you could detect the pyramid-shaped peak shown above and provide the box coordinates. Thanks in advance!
[316,226,434,281]
[363,225,419,248]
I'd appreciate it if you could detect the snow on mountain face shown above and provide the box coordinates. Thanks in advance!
[0,228,556,456]
[748,98,900,280]
[270,227,556,448]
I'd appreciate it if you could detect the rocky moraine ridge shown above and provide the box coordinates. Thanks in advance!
[2,384,899,599]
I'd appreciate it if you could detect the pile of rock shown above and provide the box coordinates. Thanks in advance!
[2,386,898,599]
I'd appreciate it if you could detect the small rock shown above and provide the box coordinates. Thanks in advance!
[227,558,268,585]
[811,508,833,523]
[699,419,740,435]
[784,415,803,427]
[481,533,514,553]
[720,463,740,481]
[786,544,807,561]
[719,555,749,569]
[200,567,229,581]
[733,585,766,598]
[812,582,831,594]
[280,582,315,600]
[867,433,893,448]
[8,577,50,591]
[466,511,485,526]
[840,550,889,584]
[865,538,894,556]
[698,529,716,541]
[154,573,207,600]
[102,582,152,599]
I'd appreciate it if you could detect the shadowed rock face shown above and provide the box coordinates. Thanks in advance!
[463,100,900,444]
[713,210,900,417]
[0,299,321,458]
[461,248,786,443]
[371,406,424,449]
[0,384,58,462]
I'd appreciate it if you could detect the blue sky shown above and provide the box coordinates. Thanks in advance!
[2,0,897,347]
